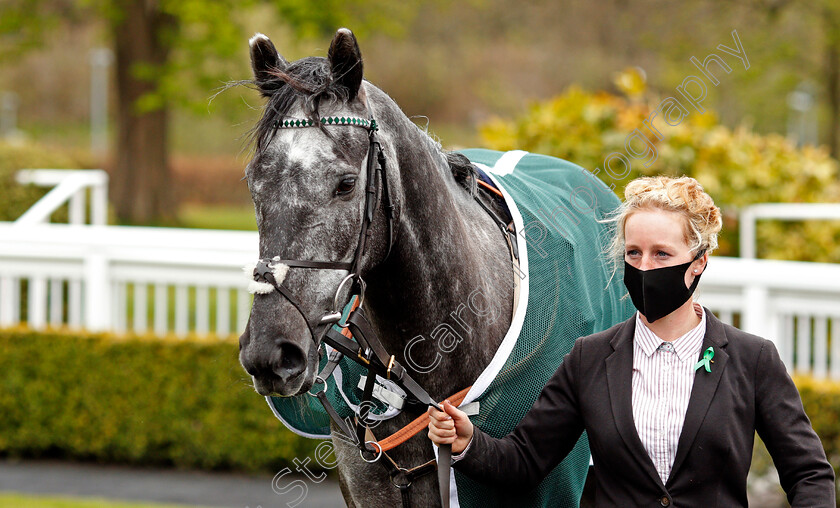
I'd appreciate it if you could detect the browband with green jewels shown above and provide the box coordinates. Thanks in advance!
[273,116,376,130]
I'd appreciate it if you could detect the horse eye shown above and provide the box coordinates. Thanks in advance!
[335,176,357,196]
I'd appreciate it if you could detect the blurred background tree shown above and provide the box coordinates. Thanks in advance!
[1,0,838,244]
[0,0,423,224]
[741,0,840,157]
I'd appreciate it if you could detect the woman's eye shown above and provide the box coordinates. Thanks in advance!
[656,250,670,258]
[335,176,356,196]
[626,250,639,257]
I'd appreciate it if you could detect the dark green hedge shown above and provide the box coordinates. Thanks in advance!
[0,328,320,472]
[2,327,839,492]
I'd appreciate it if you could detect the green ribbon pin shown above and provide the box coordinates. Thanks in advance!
[694,346,714,372]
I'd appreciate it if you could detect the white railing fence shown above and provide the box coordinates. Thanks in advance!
[1,171,839,377]
[15,169,108,226]
[698,258,840,379]
[2,168,255,338]
[0,223,256,338]
[740,203,840,259]
[2,223,839,376]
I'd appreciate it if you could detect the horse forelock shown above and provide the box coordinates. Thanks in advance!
[249,56,352,155]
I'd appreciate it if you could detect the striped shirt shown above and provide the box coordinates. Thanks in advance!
[631,305,706,484]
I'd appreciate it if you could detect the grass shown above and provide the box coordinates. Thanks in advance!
[0,493,211,508]
[176,204,256,231]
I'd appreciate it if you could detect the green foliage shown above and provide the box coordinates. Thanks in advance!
[1,0,430,115]
[156,0,429,115]
[177,204,257,231]
[0,0,66,59]
[269,0,420,40]
[480,70,840,261]
[795,376,840,481]
[0,328,321,473]
[0,141,92,222]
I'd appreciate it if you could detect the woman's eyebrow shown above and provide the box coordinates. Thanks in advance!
[624,242,678,251]
[650,243,678,250]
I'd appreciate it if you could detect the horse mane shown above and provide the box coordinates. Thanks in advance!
[446,151,478,197]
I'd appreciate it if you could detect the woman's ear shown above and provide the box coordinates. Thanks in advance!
[692,251,708,275]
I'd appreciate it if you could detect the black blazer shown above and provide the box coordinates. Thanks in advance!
[454,309,835,507]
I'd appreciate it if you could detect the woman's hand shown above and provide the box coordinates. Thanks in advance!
[427,400,474,454]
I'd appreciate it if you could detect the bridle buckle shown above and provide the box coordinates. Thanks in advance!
[386,355,396,380]
[318,311,343,325]
[357,347,372,365]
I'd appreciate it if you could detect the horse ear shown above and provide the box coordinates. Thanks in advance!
[328,28,363,100]
[249,33,287,97]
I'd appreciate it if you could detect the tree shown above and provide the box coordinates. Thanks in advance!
[740,0,840,157]
[1,0,423,224]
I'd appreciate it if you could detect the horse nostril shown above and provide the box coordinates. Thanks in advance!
[239,327,251,352]
[240,355,261,377]
[276,341,306,381]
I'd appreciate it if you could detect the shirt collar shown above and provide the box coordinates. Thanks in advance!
[634,306,707,363]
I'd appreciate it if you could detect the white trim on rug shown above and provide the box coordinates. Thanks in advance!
[442,152,532,508]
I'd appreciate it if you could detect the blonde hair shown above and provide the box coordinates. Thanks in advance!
[605,176,722,269]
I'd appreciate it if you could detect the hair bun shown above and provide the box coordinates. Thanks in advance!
[606,175,722,267]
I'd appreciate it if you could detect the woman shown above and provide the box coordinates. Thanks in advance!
[428,176,835,507]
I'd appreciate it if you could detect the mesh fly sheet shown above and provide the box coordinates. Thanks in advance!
[447,149,634,507]
[265,149,633,507]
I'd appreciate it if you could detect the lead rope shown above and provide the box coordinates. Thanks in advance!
[438,445,452,508]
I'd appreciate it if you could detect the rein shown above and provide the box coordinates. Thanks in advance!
[250,113,518,508]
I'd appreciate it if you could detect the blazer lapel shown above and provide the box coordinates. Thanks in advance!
[605,316,666,491]
[668,309,730,483]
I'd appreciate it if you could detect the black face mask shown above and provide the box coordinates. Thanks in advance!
[623,254,703,323]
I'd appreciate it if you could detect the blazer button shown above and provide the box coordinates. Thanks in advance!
[660,496,671,506]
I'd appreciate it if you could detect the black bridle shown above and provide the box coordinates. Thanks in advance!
[252,115,394,351]
[250,112,521,508]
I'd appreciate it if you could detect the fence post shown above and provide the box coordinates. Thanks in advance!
[28,276,47,329]
[84,251,111,331]
[69,188,86,225]
[742,285,769,340]
[92,175,108,225]
[739,207,756,259]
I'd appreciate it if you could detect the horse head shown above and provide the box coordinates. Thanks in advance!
[239,29,399,397]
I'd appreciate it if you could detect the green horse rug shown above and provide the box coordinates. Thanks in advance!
[267,149,633,507]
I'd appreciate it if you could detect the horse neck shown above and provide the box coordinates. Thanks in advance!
[362,106,514,398]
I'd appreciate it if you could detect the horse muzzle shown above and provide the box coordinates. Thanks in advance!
[239,327,315,396]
